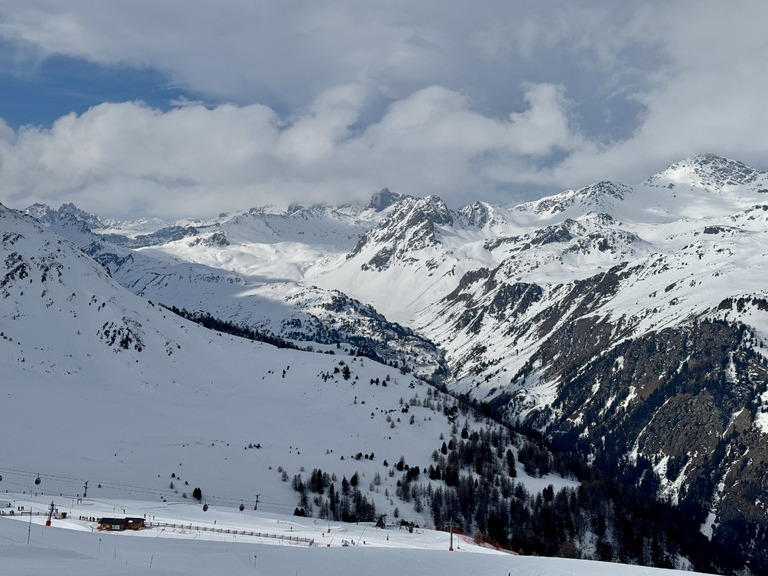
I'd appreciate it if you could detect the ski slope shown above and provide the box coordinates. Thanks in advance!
[0,495,704,576]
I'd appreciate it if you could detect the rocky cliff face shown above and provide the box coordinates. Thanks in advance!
[523,314,768,571]
[430,253,768,567]
[349,195,454,271]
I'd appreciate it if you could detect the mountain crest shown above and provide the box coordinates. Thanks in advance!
[366,188,408,212]
[518,180,632,218]
[647,153,767,190]
[25,202,104,228]
[349,194,452,271]
[455,201,511,228]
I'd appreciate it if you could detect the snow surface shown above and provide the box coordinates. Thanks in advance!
[0,495,705,576]
[1,201,667,575]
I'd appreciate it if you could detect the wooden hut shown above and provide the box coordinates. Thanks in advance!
[97,517,127,531]
[97,517,145,531]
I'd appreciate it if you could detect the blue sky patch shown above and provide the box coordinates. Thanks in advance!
[1,54,196,129]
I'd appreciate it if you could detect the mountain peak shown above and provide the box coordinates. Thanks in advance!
[457,202,499,228]
[366,188,407,212]
[24,201,105,229]
[519,180,631,218]
[348,194,452,270]
[648,154,765,189]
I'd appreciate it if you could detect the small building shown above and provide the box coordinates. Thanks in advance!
[98,517,128,531]
[97,517,146,531]
[125,517,146,530]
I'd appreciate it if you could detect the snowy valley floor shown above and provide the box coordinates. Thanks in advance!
[0,492,706,576]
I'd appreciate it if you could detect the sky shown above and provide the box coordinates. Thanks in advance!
[0,0,767,220]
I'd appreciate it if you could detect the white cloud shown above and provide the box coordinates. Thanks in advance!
[0,118,15,145]
[276,84,367,165]
[542,0,768,189]
[0,82,584,218]
[0,2,659,117]
[2,0,768,217]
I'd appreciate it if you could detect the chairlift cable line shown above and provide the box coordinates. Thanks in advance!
[0,465,290,513]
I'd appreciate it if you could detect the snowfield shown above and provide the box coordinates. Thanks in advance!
[0,495,705,576]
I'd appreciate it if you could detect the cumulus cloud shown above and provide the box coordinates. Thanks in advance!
[0,82,583,218]
[0,119,15,145]
[545,0,768,189]
[1,0,768,218]
[0,1,659,125]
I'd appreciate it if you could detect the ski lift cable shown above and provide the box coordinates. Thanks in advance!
[0,465,290,513]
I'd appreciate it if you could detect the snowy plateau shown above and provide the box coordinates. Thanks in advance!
[3,154,768,574]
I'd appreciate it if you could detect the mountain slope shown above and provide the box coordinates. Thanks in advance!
[18,153,768,573]
[406,156,768,571]
[1,201,458,517]
[29,204,451,382]
[2,202,587,541]
[5,200,735,571]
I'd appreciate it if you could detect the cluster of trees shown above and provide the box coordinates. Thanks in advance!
[290,395,738,573]
[395,424,736,571]
[291,468,376,523]
[162,305,302,350]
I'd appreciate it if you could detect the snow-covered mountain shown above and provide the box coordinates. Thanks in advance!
[18,153,768,574]
[2,201,474,514]
[32,200,451,383]
[12,200,719,574]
